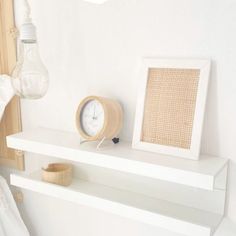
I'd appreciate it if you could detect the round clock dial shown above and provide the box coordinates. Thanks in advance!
[80,100,105,137]
[76,96,123,141]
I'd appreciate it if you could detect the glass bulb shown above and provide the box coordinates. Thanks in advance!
[11,39,49,99]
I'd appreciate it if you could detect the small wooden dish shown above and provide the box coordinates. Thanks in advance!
[42,163,73,186]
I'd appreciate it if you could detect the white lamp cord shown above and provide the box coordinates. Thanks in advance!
[18,0,37,41]
[20,0,32,24]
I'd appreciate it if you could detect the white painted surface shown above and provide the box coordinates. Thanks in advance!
[1,0,234,235]
[215,219,236,236]
[7,128,228,190]
[84,0,108,4]
[10,172,222,236]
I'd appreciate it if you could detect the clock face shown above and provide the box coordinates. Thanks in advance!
[80,99,105,137]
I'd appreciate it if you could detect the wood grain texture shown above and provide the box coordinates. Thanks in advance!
[42,163,73,186]
[76,96,123,141]
[0,0,24,170]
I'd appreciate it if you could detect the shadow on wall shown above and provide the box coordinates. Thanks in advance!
[201,60,236,221]
[201,60,220,156]
[226,160,236,220]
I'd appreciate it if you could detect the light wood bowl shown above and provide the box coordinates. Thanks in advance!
[42,163,73,186]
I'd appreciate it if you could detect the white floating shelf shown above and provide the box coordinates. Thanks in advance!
[7,128,228,190]
[11,172,223,236]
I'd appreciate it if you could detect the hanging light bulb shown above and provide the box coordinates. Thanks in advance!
[11,0,109,99]
[11,0,49,99]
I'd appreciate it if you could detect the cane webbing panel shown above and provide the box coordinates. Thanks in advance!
[141,68,200,149]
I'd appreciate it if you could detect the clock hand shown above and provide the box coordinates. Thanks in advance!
[93,105,96,119]
[96,111,103,116]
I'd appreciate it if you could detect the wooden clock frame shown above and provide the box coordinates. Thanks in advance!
[76,96,123,141]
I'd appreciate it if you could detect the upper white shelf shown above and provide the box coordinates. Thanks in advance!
[7,128,228,190]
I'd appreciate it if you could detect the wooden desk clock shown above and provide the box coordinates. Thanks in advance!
[76,96,123,147]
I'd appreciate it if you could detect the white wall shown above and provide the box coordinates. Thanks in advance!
[5,0,236,235]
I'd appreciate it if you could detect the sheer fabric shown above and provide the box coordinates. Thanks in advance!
[0,176,29,236]
[0,75,14,122]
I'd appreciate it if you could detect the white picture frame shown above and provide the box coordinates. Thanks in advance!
[132,58,211,160]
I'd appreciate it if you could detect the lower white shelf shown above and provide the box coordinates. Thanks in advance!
[11,173,223,236]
